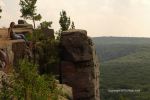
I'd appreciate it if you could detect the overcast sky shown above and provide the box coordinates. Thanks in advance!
[0,0,150,37]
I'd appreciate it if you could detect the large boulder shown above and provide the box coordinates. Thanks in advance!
[15,19,33,29]
[0,40,27,71]
[60,29,100,100]
[61,29,93,62]
[57,84,73,100]
[13,20,33,35]
[0,28,8,39]
[18,20,28,24]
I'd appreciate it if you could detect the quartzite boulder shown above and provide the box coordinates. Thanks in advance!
[13,20,33,35]
[0,39,27,71]
[15,20,33,29]
[60,29,100,100]
[61,29,93,62]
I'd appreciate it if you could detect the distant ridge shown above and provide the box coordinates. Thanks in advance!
[93,37,150,45]
[92,37,150,62]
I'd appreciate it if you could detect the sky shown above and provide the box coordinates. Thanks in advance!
[0,0,150,37]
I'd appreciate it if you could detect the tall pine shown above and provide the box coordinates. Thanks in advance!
[19,0,42,28]
[59,10,70,31]
[0,7,2,18]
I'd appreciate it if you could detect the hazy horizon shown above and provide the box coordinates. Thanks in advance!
[0,0,150,37]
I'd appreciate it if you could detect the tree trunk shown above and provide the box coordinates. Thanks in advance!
[33,18,35,29]
[32,17,36,64]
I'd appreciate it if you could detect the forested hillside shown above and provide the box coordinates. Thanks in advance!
[93,37,150,100]
[93,37,150,62]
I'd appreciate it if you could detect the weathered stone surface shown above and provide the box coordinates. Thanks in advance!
[41,28,55,39]
[0,49,9,71]
[11,40,26,67]
[61,29,93,62]
[60,29,100,100]
[61,61,76,86]
[0,28,8,39]
[0,39,26,70]
[0,28,100,100]
[0,25,30,69]
[18,20,28,24]
[13,27,33,35]
[57,84,73,100]
[14,24,33,29]
[16,20,33,28]
[13,20,33,34]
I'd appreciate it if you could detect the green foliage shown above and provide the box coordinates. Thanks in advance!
[71,21,75,29]
[32,29,43,41]
[93,37,150,62]
[27,28,60,75]
[19,0,42,28]
[34,14,42,21]
[25,28,47,41]
[0,7,2,18]
[36,37,60,74]
[58,10,76,40]
[39,21,53,29]
[0,77,13,100]
[0,59,60,100]
[55,30,61,41]
[21,59,59,100]
[59,10,71,31]
[25,27,60,74]
[93,37,150,100]
[0,28,62,99]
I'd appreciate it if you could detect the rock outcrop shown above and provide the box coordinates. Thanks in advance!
[0,39,26,70]
[0,27,100,100]
[60,29,100,100]
[13,20,33,34]
[0,20,32,70]
[0,28,8,39]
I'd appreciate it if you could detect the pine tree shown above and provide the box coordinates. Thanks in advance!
[19,0,42,28]
[0,7,2,18]
[59,10,70,31]
[71,21,75,29]
[40,21,53,29]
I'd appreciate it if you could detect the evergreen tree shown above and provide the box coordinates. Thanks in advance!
[71,21,75,29]
[0,7,2,18]
[40,21,53,29]
[19,0,42,28]
[59,10,70,31]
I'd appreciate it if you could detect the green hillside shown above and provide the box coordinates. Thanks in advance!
[93,37,150,100]
[93,37,150,62]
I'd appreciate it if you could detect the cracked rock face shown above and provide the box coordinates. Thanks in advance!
[0,49,8,69]
[60,29,100,100]
[0,39,27,71]
[61,29,93,62]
